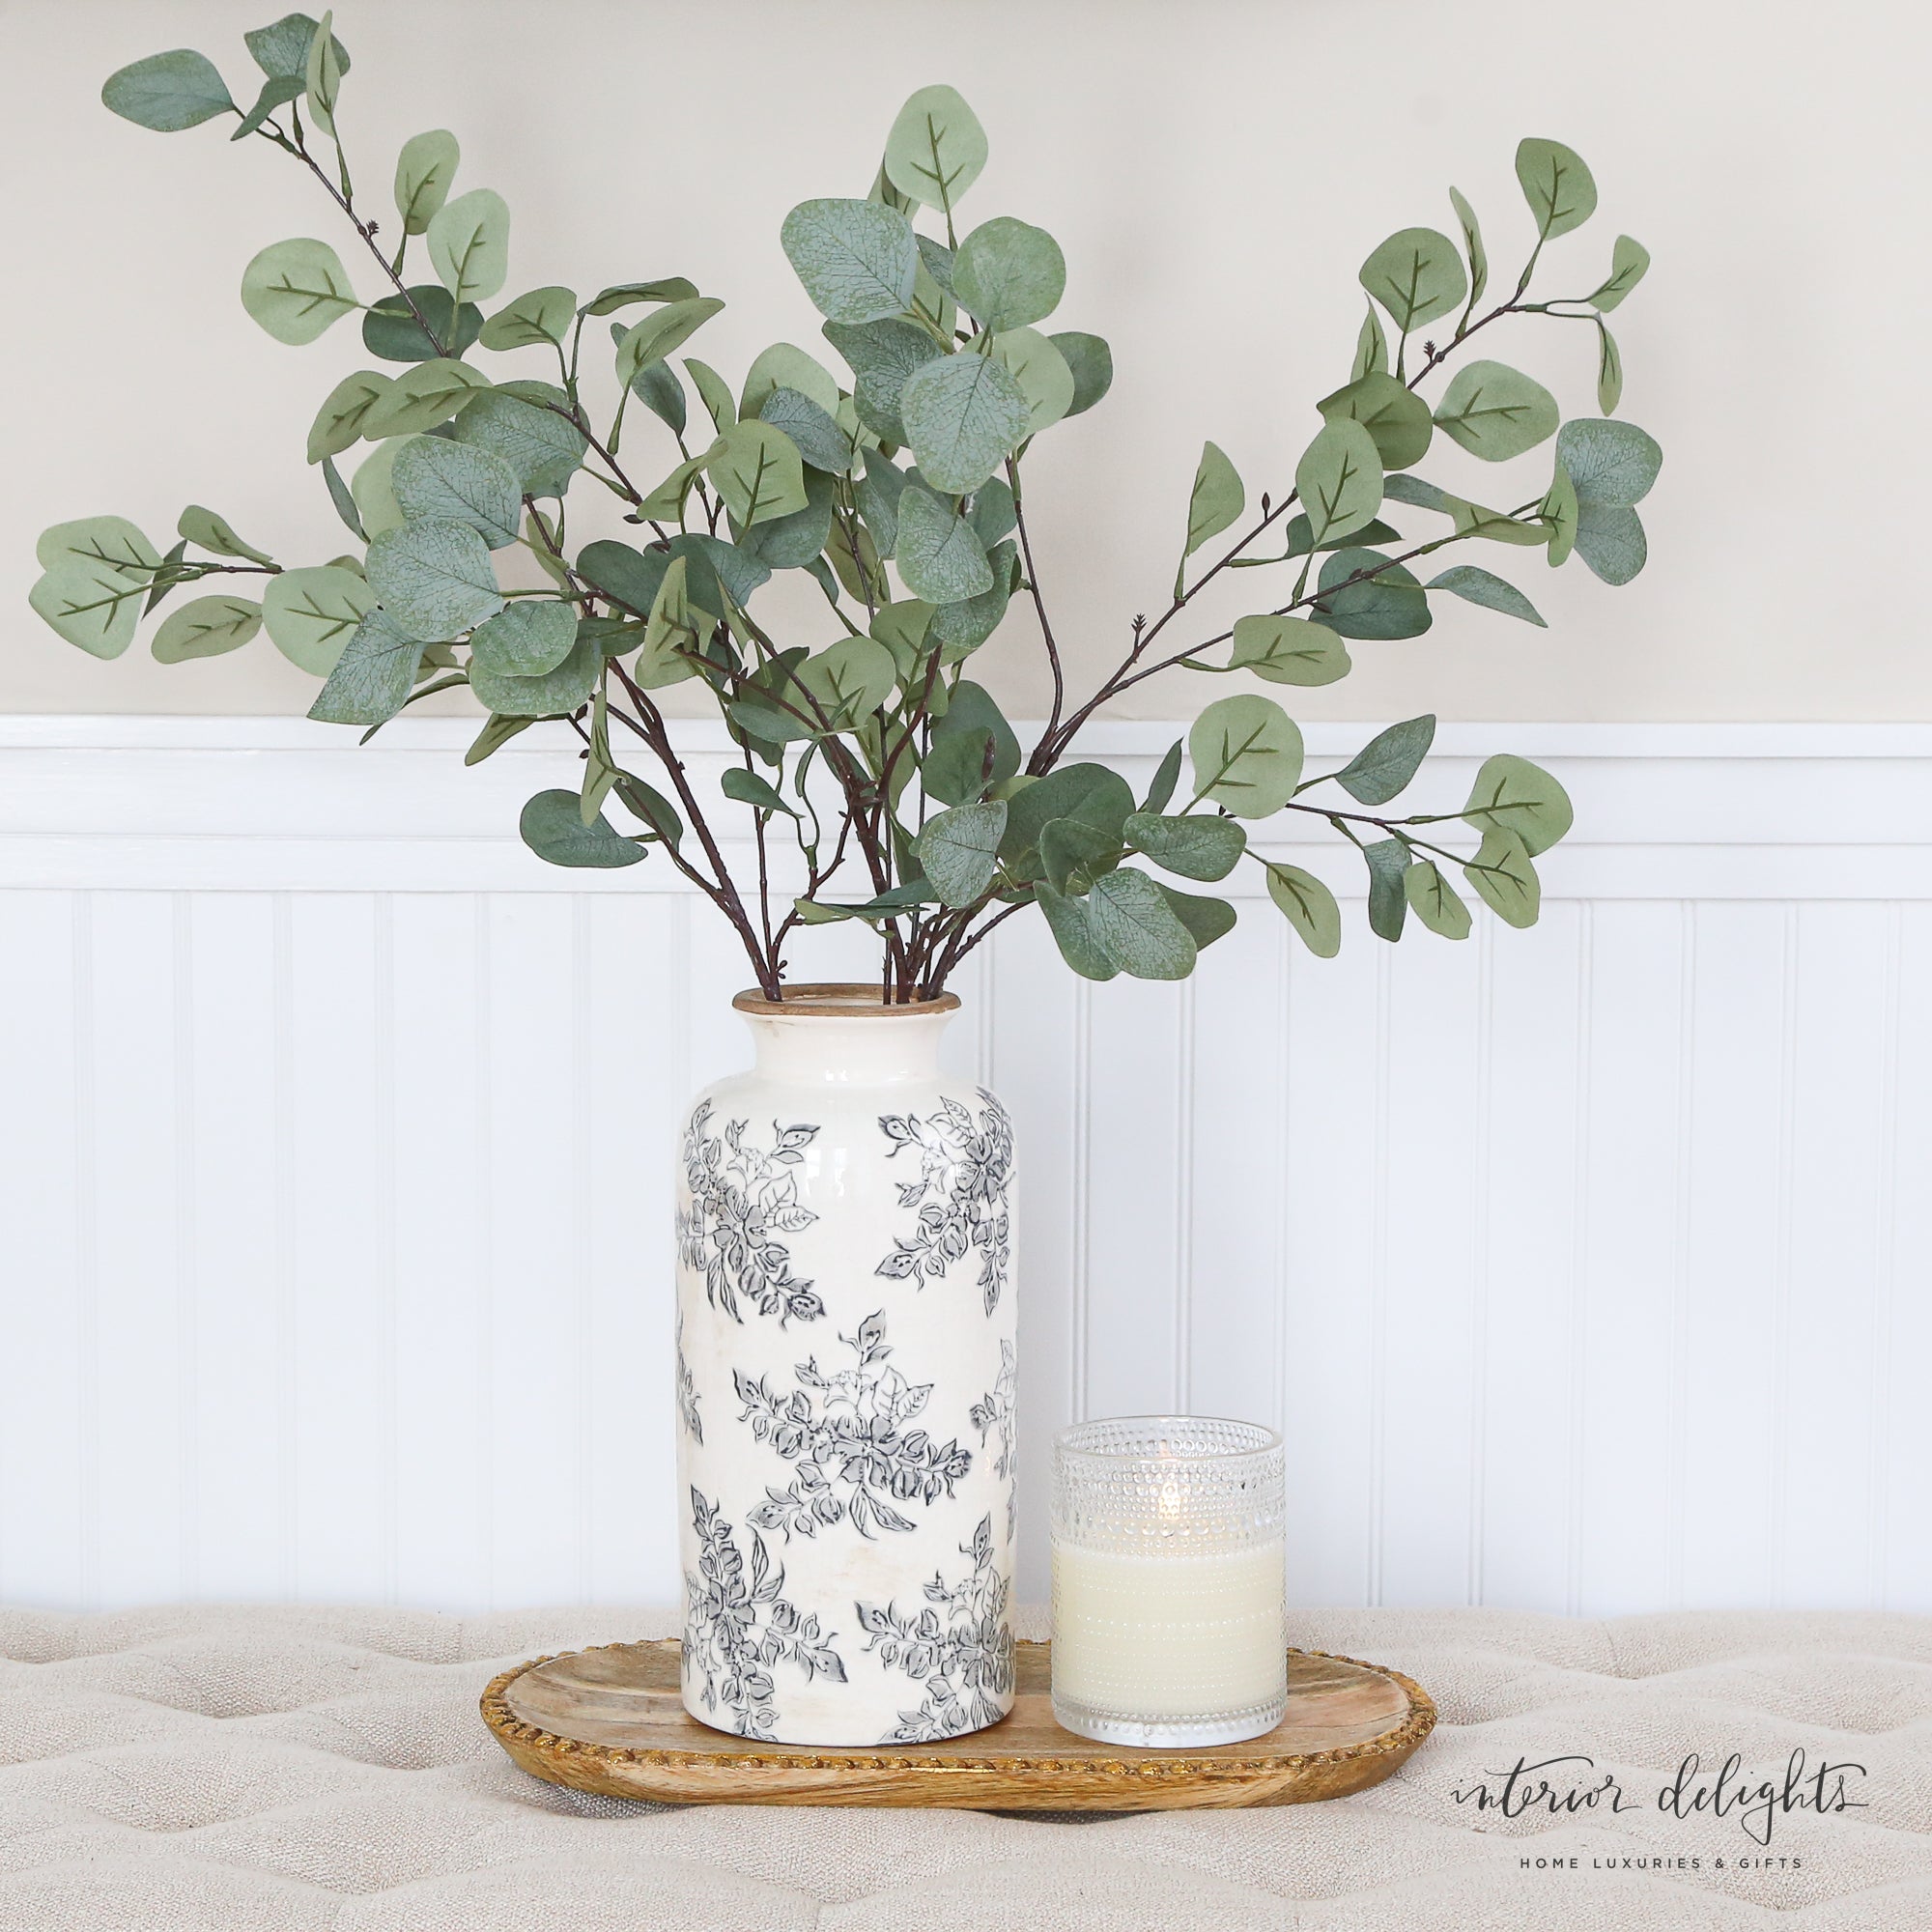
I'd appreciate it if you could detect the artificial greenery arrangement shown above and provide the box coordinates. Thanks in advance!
[33,14,1662,1002]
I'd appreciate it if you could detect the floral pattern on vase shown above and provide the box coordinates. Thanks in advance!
[969,1338,1018,1546]
[873,1092,1016,1313]
[676,1104,825,1325]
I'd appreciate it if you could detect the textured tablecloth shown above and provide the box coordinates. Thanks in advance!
[1,1604,1926,1929]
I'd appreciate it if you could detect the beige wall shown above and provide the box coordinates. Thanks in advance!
[4,0,1924,721]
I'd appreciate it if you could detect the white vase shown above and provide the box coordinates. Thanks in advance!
[673,984,1018,1746]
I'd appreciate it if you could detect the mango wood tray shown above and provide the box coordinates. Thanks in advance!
[481,1639,1435,1810]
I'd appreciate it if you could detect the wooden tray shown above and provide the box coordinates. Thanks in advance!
[482,1639,1435,1811]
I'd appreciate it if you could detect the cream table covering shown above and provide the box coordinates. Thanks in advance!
[2,1605,1927,1929]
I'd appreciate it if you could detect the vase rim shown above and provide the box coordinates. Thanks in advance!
[731,982,961,1018]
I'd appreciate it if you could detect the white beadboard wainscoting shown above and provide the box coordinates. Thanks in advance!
[1,716,1928,1618]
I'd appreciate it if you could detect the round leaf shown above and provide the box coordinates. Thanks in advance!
[1462,752,1573,856]
[177,504,273,565]
[480,285,576,352]
[1183,441,1245,557]
[1188,695,1303,818]
[917,799,1008,907]
[952,217,1065,332]
[1428,564,1547,627]
[1314,547,1432,640]
[37,516,160,582]
[741,341,840,418]
[1553,418,1662,506]
[991,327,1075,434]
[246,14,351,82]
[520,788,644,869]
[1574,503,1647,584]
[362,285,481,363]
[307,369,393,463]
[1588,236,1651,313]
[1036,882,1119,981]
[307,608,425,725]
[615,297,725,384]
[790,636,896,730]
[470,626,597,717]
[350,435,421,538]
[895,486,993,603]
[883,85,988,213]
[1317,371,1433,471]
[394,128,459,236]
[358,356,491,438]
[1463,825,1540,927]
[1448,186,1488,308]
[1124,811,1246,882]
[1086,868,1197,980]
[781,198,918,325]
[1358,227,1466,332]
[1228,613,1350,687]
[1294,418,1384,546]
[452,382,585,496]
[1405,860,1471,940]
[364,517,504,640]
[152,594,261,663]
[900,351,1032,494]
[102,49,233,131]
[241,238,356,345]
[1515,138,1597,241]
[29,563,143,658]
[1433,360,1558,461]
[756,387,853,475]
[427,187,510,306]
[1264,863,1341,958]
[469,599,579,678]
[1050,331,1113,416]
[391,437,521,548]
[706,420,810,528]
[1334,715,1435,806]
[263,564,373,674]
[824,319,936,443]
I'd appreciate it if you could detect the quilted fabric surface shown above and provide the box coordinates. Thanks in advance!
[1,1605,1927,1929]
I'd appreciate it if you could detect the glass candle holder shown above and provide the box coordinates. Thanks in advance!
[1050,1415,1287,1747]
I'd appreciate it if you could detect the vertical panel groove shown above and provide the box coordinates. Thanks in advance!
[71,895,99,1611]
[1272,926,1291,1448]
[1667,902,1697,1610]
[1468,919,1495,1606]
[172,893,198,1600]
[1870,904,1903,1609]
[373,894,398,1606]
[1566,905,1595,1617]
[1174,979,1196,1412]
[1771,903,1801,1607]
[1071,979,1092,1421]
[271,892,298,1600]
[1368,948,1392,1608]
[473,895,496,1612]
[572,894,594,1605]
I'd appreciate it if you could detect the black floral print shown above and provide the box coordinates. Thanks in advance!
[856,1513,1014,1744]
[675,1313,702,1444]
[873,1091,1015,1314]
[734,1310,973,1541]
[968,1337,1017,1545]
[682,1487,846,1738]
[677,1102,825,1325]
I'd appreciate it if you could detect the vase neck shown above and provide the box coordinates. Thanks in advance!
[739,1000,956,1088]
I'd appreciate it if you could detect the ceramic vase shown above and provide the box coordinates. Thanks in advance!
[673,984,1018,1746]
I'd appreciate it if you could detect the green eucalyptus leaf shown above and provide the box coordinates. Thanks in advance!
[1406,859,1471,939]
[1036,880,1119,980]
[247,13,350,81]
[28,563,140,658]
[1037,818,1119,895]
[177,504,272,564]
[1189,694,1302,818]
[968,477,1015,549]
[1541,461,1579,567]
[883,85,988,214]
[1359,227,1466,332]
[233,73,302,141]
[920,727,995,807]
[1317,371,1433,471]
[895,485,994,602]
[1156,883,1236,950]
[1264,862,1342,958]
[665,531,769,614]
[1596,320,1623,415]
[736,469,837,571]
[706,419,810,527]
[1294,418,1384,546]
[1228,613,1350,687]
[1313,548,1432,640]
[1351,305,1388,381]
[741,341,842,419]
[824,319,937,443]
[1183,440,1244,557]
[1000,761,1131,872]
[469,598,578,677]
[1124,811,1245,882]
[1516,137,1598,241]
[470,621,597,716]
[758,385,853,474]
[361,284,480,362]
[1334,714,1435,806]
[781,198,918,325]
[365,516,503,640]
[37,516,162,582]
[323,454,366,540]
[262,563,372,674]
[144,539,190,616]
[452,383,585,495]
[616,297,725,384]
[1463,752,1573,855]
[152,594,261,663]
[1555,418,1662,505]
[1432,360,1559,460]
[790,636,896,730]
[307,607,425,725]
[1380,471,1454,514]
[991,327,1075,434]
[930,539,1015,653]
[102,48,234,130]
[394,128,459,236]
[1087,867,1197,980]
[952,217,1065,332]
[856,455,907,556]
[1464,824,1540,926]
[918,800,1008,907]
[630,358,687,435]
[480,285,575,352]
[932,680,1021,782]
[307,369,393,463]
[358,356,490,438]
[1050,331,1113,415]
[1428,564,1547,626]
[1448,186,1488,307]
[520,788,644,868]
[465,714,532,764]
[427,187,511,306]
[1143,740,1183,814]
[722,767,797,817]
[1446,497,1551,547]
[1574,503,1647,583]
[1364,838,1408,941]
[391,436,521,547]
[241,238,356,344]
[583,277,700,317]
[1588,235,1651,312]
[901,351,1032,494]
[349,435,417,537]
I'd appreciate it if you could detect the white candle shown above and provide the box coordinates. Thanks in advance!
[1049,1417,1288,1747]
